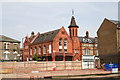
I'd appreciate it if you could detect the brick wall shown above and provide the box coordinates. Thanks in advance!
[0,61,82,74]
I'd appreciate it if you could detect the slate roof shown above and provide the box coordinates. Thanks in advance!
[78,37,97,44]
[0,35,20,43]
[32,29,60,45]
[29,36,35,41]
[68,16,79,28]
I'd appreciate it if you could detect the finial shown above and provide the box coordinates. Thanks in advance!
[72,9,74,16]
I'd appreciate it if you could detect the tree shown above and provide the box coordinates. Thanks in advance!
[32,53,39,61]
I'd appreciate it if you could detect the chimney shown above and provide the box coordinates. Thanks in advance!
[86,31,89,38]
[31,31,35,37]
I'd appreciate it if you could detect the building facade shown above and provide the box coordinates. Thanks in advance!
[79,31,100,69]
[97,18,120,67]
[23,15,98,69]
[0,35,21,61]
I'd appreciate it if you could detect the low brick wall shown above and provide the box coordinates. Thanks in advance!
[0,61,82,74]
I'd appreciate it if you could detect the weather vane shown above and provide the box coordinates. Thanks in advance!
[72,9,74,16]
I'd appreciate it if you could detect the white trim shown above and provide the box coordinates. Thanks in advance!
[13,51,17,54]
[3,51,10,54]
[49,45,51,53]
[13,43,18,45]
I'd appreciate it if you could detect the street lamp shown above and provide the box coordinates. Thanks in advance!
[22,37,26,61]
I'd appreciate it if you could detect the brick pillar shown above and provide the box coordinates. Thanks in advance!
[63,53,65,61]
[46,56,48,61]
[52,53,55,61]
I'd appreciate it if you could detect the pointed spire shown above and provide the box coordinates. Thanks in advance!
[68,16,79,28]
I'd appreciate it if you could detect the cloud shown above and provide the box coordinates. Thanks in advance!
[16,25,29,29]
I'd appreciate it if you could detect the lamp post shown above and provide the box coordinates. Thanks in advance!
[21,37,26,61]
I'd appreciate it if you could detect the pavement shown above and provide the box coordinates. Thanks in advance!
[1,69,120,79]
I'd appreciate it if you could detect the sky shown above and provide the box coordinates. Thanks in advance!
[0,1,118,47]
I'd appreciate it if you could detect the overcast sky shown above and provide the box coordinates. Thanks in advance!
[0,2,118,47]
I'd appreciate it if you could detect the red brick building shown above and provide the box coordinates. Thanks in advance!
[23,16,97,64]
[23,15,81,61]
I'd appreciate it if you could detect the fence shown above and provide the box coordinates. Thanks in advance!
[0,61,82,74]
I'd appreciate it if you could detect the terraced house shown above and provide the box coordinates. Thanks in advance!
[0,35,21,61]
[79,32,100,69]
[23,15,99,69]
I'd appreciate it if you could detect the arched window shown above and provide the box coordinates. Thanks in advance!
[30,48,32,55]
[3,51,10,60]
[64,39,67,53]
[64,39,67,47]
[13,51,17,60]
[75,29,77,36]
[59,38,62,46]
[59,38,62,53]
[69,29,71,36]
[73,29,74,36]
[39,46,42,55]
[34,47,37,54]
[43,45,46,54]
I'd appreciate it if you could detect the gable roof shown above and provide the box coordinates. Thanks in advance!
[0,35,20,43]
[32,29,60,45]
[110,20,120,27]
[29,36,35,42]
[78,36,97,44]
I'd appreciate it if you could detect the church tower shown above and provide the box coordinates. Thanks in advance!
[68,12,79,37]
[68,11,81,61]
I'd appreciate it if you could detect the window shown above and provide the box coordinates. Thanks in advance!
[95,44,97,47]
[64,49,67,53]
[85,49,90,55]
[4,51,10,60]
[13,51,17,60]
[4,53,9,60]
[59,49,62,53]
[75,29,77,36]
[64,39,67,46]
[69,29,71,36]
[61,31,65,34]
[83,43,86,46]
[34,47,37,54]
[88,44,92,47]
[73,29,74,36]
[59,38,62,46]
[74,50,79,53]
[64,39,67,53]
[30,48,32,55]
[4,42,10,49]
[49,45,52,53]
[95,50,98,56]
[39,47,41,55]
[14,54,17,60]
[43,45,46,54]
[88,39,92,43]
